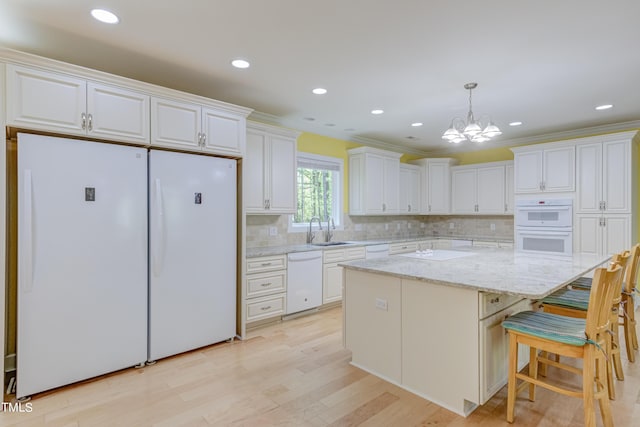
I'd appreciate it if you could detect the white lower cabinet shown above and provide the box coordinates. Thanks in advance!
[245,255,287,324]
[575,214,631,257]
[479,297,532,404]
[323,246,365,304]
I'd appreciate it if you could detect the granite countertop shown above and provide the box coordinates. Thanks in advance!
[246,235,513,258]
[339,246,610,300]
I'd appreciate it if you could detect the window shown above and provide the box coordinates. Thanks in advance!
[290,153,343,231]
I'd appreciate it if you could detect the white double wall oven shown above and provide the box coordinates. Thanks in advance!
[515,199,573,256]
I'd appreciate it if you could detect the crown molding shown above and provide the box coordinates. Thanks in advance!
[426,120,640,156]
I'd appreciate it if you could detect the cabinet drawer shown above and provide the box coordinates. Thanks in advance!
[389,242,417,254]
[246,294,286,322]
[324,248,346,264]
[246,255,287,274]
[479,292,524,319]
[246,271,286,298]
[345,246,366,260]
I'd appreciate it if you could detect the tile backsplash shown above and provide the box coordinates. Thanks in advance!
[246,214,514,248]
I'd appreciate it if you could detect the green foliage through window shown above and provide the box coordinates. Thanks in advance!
[294,167,334,223]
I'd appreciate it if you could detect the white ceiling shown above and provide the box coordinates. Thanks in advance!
[1,0,639,156]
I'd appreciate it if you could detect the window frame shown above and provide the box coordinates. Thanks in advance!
[289,152,344,233]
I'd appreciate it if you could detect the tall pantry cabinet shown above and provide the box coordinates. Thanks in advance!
[574,131,639,256]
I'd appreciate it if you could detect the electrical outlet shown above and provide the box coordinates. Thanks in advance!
[449,222,455,230]
[269,227,277,236]
[490,223,496,231]
[375,298,388,311]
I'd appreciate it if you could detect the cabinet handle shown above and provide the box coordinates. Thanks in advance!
[490,297,501,304]
[267,199,271,209]
[81,112,86,130]
[260,282,272,287]
[88,114,93,131]
[504,204,508,213]
[602,217,606,227]
[428,205,431,212]
[408,204,411,212]
[602,201,606,211]
[260,305,272,311]
[382,203,386,212]
[201,133,206,146]
[261,262,272,266]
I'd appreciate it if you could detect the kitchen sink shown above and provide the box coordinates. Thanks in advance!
[311,241,350,246]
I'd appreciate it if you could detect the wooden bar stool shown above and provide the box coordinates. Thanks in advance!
[557,244,640,364]
[540,251,630,399]
[502,262,623,427]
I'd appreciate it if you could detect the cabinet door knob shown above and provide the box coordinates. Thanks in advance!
[87,113,93,131]
[201,133,206,146]
[81,112,87,130]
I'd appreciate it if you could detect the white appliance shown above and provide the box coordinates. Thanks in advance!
[17,134,148,399]
[515,199,573,255]
[148,150,237,361]
[365,244,390,259]
[286,251,322,314]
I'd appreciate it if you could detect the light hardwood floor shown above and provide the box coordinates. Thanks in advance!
[2,306,639,426]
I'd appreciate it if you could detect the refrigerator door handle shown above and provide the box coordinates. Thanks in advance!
[152,178,165,276]
[22,169,34,292]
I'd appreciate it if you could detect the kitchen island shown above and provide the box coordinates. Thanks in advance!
[340,246,610,417]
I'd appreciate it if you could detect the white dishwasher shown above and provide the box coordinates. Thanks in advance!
[286,251,323,314]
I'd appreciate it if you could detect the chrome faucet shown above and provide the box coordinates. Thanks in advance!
[307,216,323,243]
[325,216,335,242]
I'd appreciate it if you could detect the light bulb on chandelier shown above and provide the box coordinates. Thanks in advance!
[442,83,501,144]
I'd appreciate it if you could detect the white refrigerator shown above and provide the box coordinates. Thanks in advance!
[17,133,148,399]
[148,150,237,361]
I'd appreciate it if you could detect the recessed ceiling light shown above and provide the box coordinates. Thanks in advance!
[595,104,613,110]
[411,122,423,127]
[371,109,384,115]
[231,59,250,69]
[312,88,327,95]
[509,121,523,126]
[91,9,119,24]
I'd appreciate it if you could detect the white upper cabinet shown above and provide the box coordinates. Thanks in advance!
[399,164,421,215]
[451,168,477,214]
[409,158,457,214]
[577,138,632,214]
[151,97,245,156]
[451,163,507,215]
[348,147,402,215]
[245,122,298,214]
[7,64,149,145]
[505,163,514,214]
[512,143,575,193]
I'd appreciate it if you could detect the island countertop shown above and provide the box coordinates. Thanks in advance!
[339,246,610,300]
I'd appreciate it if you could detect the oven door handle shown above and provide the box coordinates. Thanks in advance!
[517,230,572,236]
[516,206,571,212]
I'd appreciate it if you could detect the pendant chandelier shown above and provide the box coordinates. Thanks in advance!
[442,82,501,144]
